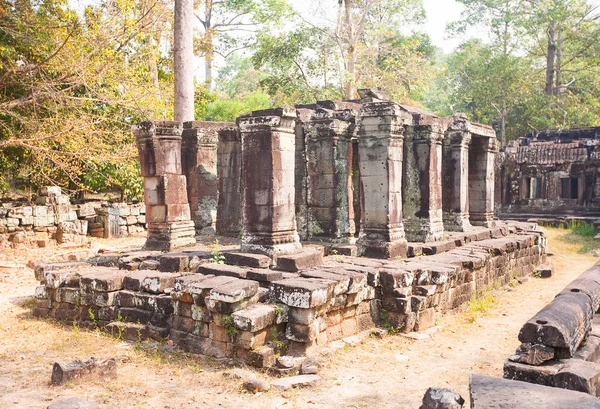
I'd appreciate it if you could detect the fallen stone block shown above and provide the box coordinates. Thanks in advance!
[51,357,117,386]
[275,250,323,272]
[471,373,600,409]
[536,265,554,278]
[271,374,321,391]
[247,345,276,368]
[554,359,600,397]
[223,252,271,268]
[575,335,600,362]
[173,273,213,292]
[519,292,593,357]
[508,343,555,365]
[419,387,464,409]
[47,397,99,409]
[503,359,563,386]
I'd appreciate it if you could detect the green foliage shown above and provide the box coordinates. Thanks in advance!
[209,239,225,264]
[0,0,172,196]
[568,221,597,237]
[204,91,271,122]
[222,315,240,340]
[379,308,401,335]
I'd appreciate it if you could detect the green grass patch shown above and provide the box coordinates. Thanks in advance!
[568,220,597,237]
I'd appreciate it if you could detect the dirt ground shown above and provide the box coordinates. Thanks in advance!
[0,227,596,409]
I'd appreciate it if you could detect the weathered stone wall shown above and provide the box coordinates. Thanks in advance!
[31,222,545,366]
[497,127,600,219]
[0,187,147,248]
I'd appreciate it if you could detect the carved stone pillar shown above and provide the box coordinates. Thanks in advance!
[443,113,473,232]
[133,120,195,250]
[216,126,243,237]
[469,135,498,227]
[356,101,412,258]
[403,112,447,242]
[305,105,358,243]
[238,108,301,256]
[182,121,233,235]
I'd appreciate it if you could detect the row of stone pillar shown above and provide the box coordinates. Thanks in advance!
[133,97,497,256]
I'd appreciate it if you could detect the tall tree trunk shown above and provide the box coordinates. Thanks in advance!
[148,35,160,94]
[174,0,194,122]
[545,20,556,96]
[555,28,562,96]
[500,98,507,147]
[205,32,213,91]
[344,0,356,100]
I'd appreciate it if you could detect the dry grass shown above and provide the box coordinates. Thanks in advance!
[0,226,599,408]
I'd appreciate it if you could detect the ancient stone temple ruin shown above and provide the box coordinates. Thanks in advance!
[31,91,547,370]
[497,126,600,220]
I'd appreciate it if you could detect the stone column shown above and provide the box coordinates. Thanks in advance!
[442,113,473,232]
[182,121,233,236]
[294,106,315,241]
[133,120,196,250]
[403,112,447,242]
[238,108,301,256]
[216,126,243,237]
[305,105,357,242]
[356,101,412,258]
[469,135,498,227]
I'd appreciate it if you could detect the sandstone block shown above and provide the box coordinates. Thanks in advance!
[276,250,323,272]
[270,278,331,308]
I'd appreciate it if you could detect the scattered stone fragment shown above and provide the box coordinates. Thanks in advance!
[243,378,270,393]
[419,387,464,409]
[508,343,555,366]
[270,374,321,391]
[536,265,554,278]
[51,357,117,386]
[47,397,99,409]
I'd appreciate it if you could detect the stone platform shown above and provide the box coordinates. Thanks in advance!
[31,221,546,367]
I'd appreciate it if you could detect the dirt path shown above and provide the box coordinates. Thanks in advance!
[0,227,595,409]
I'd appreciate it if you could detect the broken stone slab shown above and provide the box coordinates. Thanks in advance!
[158,253,203,272]
[419,387,464,409]
[422,241,456,255]
[209,279,259,303]
[47,397,99,409]
[51,357,117,386]
[275,250,324,272]
[198,263,248,278]
[223,252,272,268]
[246,269,283,284]
[508,343,555,365]
[575,335,600,362]
[471,374,600,409]
[173,273,213,292]
[34,261,89,282]
[270,374,321,391]
[519,292,593,357]
[79,268,126,292]
[299,269,351,295]
[270,278,332,308]
[554,359,600,397]
[183,275,239,301]
[503,359,563,386]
